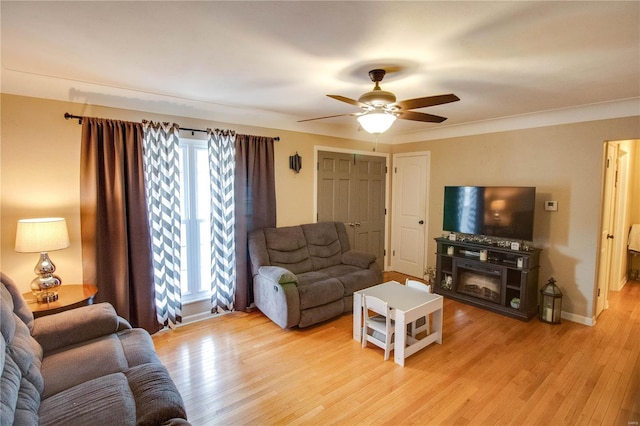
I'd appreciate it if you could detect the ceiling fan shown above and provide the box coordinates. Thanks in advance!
[299,69,460,134]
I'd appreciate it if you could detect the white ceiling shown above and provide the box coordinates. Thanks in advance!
[2,1,639,143]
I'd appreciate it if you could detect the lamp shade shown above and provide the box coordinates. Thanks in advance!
[15,218,70,253]
[490,200,506,211]
[357,111,397,134]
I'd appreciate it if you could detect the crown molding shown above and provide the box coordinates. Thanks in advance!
[390,98,640,144]
[3,68,638,144]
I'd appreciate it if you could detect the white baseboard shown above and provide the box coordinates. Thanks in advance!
[561,310,595,326]
[610,276,627,292]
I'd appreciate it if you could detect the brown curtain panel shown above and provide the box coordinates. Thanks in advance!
[80,117,160,334]
[234,134,276,311]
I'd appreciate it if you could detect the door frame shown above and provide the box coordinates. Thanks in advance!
[594,139,635,320]
[390,151,431,279]
[314,146,391,270]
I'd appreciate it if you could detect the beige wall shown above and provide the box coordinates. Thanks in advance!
[391,118,640,321]
[0,94,389,294]
[2,93,639,322]
[632,140,640,224]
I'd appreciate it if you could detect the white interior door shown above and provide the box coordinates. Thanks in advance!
[610,146,631,291]
[391,153,429,278]
[596,143,617,317]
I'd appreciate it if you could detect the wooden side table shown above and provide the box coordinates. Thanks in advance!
[22,284,98,318]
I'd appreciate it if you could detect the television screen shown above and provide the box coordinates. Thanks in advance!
[443,186,536,241]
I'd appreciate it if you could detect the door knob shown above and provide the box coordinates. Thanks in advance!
[419,220,424,225]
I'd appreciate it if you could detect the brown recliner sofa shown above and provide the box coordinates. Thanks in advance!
[0,273,189,426]
[248,221,383,328]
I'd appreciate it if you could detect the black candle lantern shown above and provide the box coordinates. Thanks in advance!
[540,277,563,324]
[289,152,302,173]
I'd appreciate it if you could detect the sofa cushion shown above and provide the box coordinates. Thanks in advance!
[125,363,187,426]
[32,303,122,355]
[342,250,376,269]
[41,334,129,398]
[336,269,382,295]
[299,299,344,328]
[39,372,136,426]
[264,226,312,274]
[320,264,362,280]
[296,270,330,287]
[301,222,344,270]
[297,276,344,309]
[40,327,163,400]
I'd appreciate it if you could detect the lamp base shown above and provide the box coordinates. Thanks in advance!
[30,269,62,304]
[35,290,59,303]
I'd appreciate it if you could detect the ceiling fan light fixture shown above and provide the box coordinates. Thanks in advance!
[358,88,396,106]
[301,69,458,128]
[357,111,397,134]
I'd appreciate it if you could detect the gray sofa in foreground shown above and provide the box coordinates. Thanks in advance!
[248,221,383,328]
[0,273,189,426]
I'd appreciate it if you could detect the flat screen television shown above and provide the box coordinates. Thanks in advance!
[443,186,536,241]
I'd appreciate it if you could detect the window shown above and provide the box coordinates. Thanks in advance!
[179,138,212,302]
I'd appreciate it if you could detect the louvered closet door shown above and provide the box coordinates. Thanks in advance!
[317,151,385,269]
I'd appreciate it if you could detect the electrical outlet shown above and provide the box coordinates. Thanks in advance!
[545,200,558,211]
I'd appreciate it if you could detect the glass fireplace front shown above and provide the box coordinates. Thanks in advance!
[456,261,502,304]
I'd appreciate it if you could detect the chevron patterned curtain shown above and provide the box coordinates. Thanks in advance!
[207,129,237,313]
[142,121,182,327]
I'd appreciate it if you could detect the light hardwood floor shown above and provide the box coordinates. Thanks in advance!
[152,272,640,425]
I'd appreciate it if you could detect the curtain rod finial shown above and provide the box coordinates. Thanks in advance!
[64,113,82,124]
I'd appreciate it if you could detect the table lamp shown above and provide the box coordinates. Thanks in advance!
[15,217,70,303]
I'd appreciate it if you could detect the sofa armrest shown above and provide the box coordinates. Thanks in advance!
[342,250,376,269]
[31,302,130,354]
[253,266,300,328]
[257,266,298,285]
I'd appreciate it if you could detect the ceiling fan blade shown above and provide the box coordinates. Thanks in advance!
[298,113,354,123]
[327,95,368,108]
[394,94,460,111]
[398,110,448,123]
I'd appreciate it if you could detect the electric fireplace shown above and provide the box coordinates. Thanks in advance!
[456,261,502,304]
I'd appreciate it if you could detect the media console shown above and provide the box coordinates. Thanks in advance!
[434,237,541,321]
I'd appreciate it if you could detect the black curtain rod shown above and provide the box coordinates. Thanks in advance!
[64,113,280,141]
